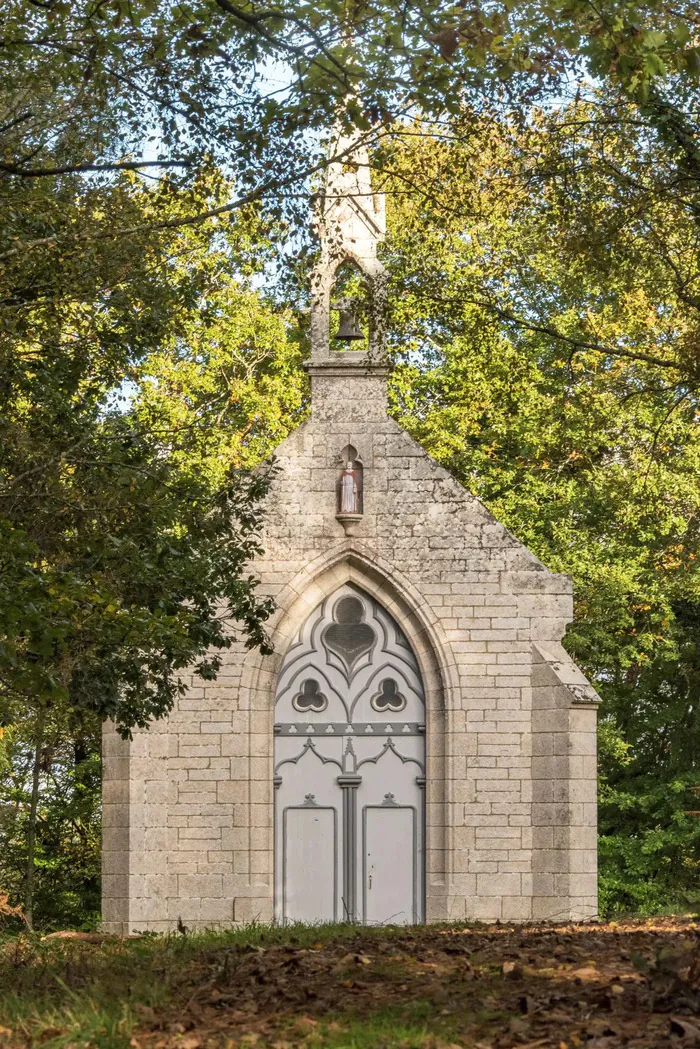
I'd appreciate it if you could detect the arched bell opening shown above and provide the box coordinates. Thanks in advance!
[329,259,371,354]
[273,583,426,925]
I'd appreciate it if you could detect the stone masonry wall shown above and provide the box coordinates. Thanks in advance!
[102,364,599,932]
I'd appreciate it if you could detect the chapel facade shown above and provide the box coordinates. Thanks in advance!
[101,130,600,932]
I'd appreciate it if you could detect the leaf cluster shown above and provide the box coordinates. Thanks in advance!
[382,103,700,914]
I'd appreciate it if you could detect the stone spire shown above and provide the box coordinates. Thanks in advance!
[309,126,388,369]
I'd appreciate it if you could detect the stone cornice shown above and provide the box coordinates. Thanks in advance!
[305,359,389,379]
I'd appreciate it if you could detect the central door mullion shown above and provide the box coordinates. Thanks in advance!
[338,773,362,922]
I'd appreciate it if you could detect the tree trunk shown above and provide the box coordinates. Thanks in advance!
[24,708,45,930]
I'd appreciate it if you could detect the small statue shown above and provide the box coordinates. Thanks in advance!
[339,460,359,514]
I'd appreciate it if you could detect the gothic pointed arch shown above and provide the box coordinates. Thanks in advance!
[273,580,427,924]
[242,541,458,713]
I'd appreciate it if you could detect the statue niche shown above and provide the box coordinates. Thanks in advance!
[336,445,363,529]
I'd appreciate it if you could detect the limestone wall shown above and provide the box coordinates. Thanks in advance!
[102,365,599,932]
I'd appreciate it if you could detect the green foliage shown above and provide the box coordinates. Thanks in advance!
[383,104,700,915]
[2,0,700,259]
[597,602,700,916]
[0,157,304,922]
[0,711,102,931]
[0,171,281,736]
[134,286,307,476]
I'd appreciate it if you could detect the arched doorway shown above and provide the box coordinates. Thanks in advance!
[274,583,425,924]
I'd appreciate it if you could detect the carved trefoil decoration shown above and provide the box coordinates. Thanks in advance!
[292,679,328,713]
[322,593,376,679]
[371,679,407,713]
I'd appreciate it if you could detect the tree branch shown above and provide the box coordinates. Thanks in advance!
[0,158,193,178]
[212,0,355,91]
[0,130,382,263]
[456,295,686,372]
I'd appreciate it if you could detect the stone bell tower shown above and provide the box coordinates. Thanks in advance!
[101,124,600,932]
[310,125,387,363]
[305,127,392,539]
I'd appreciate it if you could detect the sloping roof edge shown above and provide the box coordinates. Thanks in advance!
[533,641,601,706]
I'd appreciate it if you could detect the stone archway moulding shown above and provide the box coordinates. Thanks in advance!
[237,539,460,916]
[241,539,459,710]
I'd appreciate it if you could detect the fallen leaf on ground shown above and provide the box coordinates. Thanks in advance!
[670,1015,700,1041]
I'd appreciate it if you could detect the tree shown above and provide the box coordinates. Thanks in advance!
[0,168,282,735]
[0,164,308,922]
[0,703,102,930]
[2,0,700,247]
[382,106,700,913]
[133,286,307,475]
[0,220,306,927]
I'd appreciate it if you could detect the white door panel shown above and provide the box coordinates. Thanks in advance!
[283,806,337,922]
[363,806,416,924]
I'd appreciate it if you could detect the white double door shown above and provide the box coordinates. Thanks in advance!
[273,585,426,925]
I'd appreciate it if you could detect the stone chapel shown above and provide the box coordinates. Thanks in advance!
[102,129,600,933]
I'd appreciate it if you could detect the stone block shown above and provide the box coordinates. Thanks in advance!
[570,849,597,873]
[200,898,234,922]
[533,849,569,873]
[250,851,273,875]
[102,850,129,876]
[168,898,201,921]
[101,874,129,899]
[233,897,268,923]
[501,897,533,921]
[217,780,250,804]
[531,896,564,921]
[178,874,223,898]
[450,874,477,897]
[498,859,530,873]
[558,872,597,897]
[131,897,166,923]
[557,825,596,851]
[476,873,521,897]
[468,897,503,921]
[518,595,572,619]
[475,825,521,840]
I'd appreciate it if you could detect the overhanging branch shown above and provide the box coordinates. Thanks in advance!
[0,128,383,263]
[0,158,193,178]
[457,295,685,372]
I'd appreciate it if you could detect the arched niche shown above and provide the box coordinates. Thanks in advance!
[237,544,457,924]
[336,444,364,516]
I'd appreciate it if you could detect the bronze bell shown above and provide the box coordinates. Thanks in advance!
[335,307,364,342]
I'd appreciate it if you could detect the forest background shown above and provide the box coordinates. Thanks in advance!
[0,0,699,930]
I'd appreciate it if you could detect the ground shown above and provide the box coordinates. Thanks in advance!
[1,919,699,1048]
